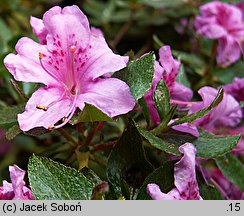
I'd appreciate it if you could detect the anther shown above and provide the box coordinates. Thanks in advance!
[62,117,67,122]
[36,105,48,111]
[39,53,43,59]
[48,125,55,131]
[70,45,76,53]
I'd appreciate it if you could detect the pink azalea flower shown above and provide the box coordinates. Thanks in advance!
[189,86,242,133]
[0,165,34,200]
[144,46,193,125]
[169,119,199,137]
[224,77,244,104]
[147,143,202,200]
[195,1,244,67]
[4,5,135,131]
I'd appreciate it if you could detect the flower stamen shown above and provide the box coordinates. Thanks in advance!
[36,105,48,111]
[48,89,78,130]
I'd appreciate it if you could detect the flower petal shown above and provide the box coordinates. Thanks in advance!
[43,5,90,52]
[80,29,129,81]
[146,184,181,200]
[159,46,180,91]
[18,86,73,131]
[174,143,202,200]
[171,82,193,101]
[80,78,135,118]
[4,37,55,85]
[30,16,47,44]
[217,37,241,67]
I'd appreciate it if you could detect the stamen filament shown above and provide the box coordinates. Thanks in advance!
[170,99,199,107]
[39,53,69,92]
[48,89,79,130]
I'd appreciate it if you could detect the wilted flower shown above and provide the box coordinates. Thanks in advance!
[147,143,202,200]
[4,5,135,131]
[144,46,193,125]
[0,165,34,200]
[195,1,244,67]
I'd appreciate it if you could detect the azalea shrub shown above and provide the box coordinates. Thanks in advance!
[0,0,244,200]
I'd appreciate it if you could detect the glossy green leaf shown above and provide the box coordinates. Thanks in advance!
[216,153,244,191]
[5,124,21,140]
[169,88,224,127]
[153,79,170,121]
[70,103,113,125]
[136,161,174,200]
[0,104,24,129]
[107,120,153,198]
[28,155,101,200]
[138,128,241,158]
[112,53,155,100]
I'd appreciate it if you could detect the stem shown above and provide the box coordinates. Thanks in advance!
[91,141,116,152]
[83,122,105,147]
[58,128,77,147]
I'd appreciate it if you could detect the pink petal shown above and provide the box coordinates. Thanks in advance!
[224,77,244,102]
[4,37,55,85]
[170,119,199,137]
[30,16,47,44]
[81,31,129,81]
[80,78,135,118]
[43,5,90,52]
[174,143,202,200]
[171,82,193,101]
[217,36,241,67]
[159,46,180,91]
[191,86,242,132]
[146,184,180,200]
[18,86,73,131]
[0,165,34,200]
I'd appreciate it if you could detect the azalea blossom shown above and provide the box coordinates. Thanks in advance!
[4,5,135,131]
[224,77,244,109]
[147,143,202,200]
[0,165,34,200]
[144,45,193,125]
[195,1,244,67]
[189,86,242,133]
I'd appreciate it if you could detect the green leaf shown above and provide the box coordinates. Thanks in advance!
[136,161,174,200]
[0,104,24,129]
[198,183,223,200]
[153,79,170,121]
[213,61,244,84]
[196,170,223,200]
[139,0,186,8]
[138,97,150,125]
[169,88,224,127]
[70,103,113,125]
[216,153,244,191]
[107,120,153,198]
[112,53,155,100]
[5,124,21,140]
[28,155,101,200]
[138,128,241,158]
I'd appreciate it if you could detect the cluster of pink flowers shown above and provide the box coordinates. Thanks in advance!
[2,2,244,201]
[195,1,244,67]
